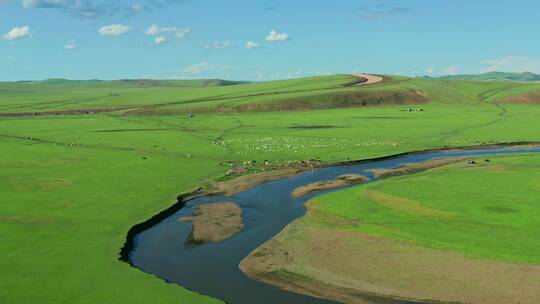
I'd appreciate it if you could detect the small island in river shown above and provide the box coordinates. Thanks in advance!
[179,202,244,245]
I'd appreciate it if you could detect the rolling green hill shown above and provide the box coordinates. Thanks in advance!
[2,74,540,304]
[2,74,540,116]
[10,78,248,88]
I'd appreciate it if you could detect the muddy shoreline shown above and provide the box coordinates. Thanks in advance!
[292,174,368,198]
[241,270,456,304]
[366,157,467,179]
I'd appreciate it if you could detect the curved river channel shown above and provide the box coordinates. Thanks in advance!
[125,145,540,304]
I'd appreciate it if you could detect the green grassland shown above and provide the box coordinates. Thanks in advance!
[3,74,539,114]
[311,154,540,264]
[1,74,540,303]
[0,75,353,112]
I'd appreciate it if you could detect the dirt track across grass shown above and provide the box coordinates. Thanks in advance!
[0,106,137,117]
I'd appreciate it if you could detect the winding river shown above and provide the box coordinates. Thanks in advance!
[124,145,540,304]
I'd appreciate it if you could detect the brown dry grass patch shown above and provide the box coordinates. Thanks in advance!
[232,89,428,112]
[503,91,540,104]
[179,202,244,244]
[241,220,540,304]
[128,89,428,115]
[363,190,454,218]
[6,177,72,192]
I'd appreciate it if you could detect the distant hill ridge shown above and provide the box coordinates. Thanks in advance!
[14,78,249,87]
[435,71,540,82]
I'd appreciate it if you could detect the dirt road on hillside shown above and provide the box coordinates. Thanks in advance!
[353,73,384,85]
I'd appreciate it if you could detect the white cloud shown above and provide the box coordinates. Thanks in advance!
[265,30,289,42]
[3,26,32,41]
[21,0,38,8]
[64,43,77,49]
[245,41,261,49]
[21,0,102,19]
[358,5,410,21]
[131,3,145,13]
[21,0,67,8]
[154,36,167,45]
[145,24,190,39]
[425,67,435,75]
[144,24,160,35]
[481,56,540,73]
[175,29,190,39]
[20,0,183,19]
[182,62,232,75]
[98,24,131,36]
[203,41,232,49]
[159,27,181,34]
[443,65,459,75]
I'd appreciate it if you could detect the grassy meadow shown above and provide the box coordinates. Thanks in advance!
[311,153,540,263]
[1,74,540,303]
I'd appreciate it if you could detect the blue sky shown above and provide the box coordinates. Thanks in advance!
[1,0,540,81]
